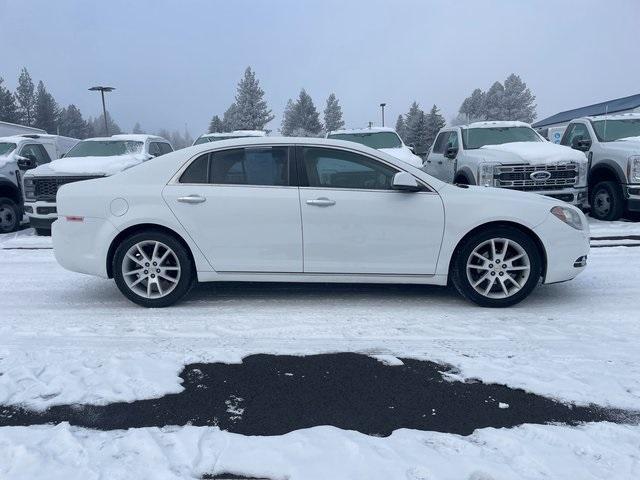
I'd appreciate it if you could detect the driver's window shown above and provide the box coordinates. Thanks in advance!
[561,123,590,147]
[302,147,398,190]
[20,144,50,165]
[446,131,458,149]
[149,142,162,157]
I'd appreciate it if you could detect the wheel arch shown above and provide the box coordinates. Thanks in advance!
[589,161,624,187]
[449,220,547,281]
[106,223,197,279]
[453,167,475,185]
[0,179,22,204]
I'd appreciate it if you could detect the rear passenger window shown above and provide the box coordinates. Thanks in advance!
[180,154,209,183]
[211,147,289,186]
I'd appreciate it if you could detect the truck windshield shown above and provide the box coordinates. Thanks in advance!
[65,140,144,157]
[591,118,640,142]
[461,127,541,149]
[328,132,403,149]
[0,143,17,156]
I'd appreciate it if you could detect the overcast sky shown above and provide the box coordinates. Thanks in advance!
[1,0,638,135]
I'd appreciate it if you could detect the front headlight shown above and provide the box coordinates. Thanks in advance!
[23,177,35,201]
[478,163,497,187]
[576,160,588,187]
[628,155,640,184]
[551,206,584,230]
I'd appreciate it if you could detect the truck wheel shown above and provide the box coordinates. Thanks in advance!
[451,226,542,308]
[113,230,194,308]
[0,197,20,234]
[590,181,624,221]
[35,228,51,236]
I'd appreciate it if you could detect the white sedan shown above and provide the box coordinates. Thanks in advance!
[52,137,589,308]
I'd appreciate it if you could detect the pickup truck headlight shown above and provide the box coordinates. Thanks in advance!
[551,206,584,230]
[478,163,498,187]
[576,161,588,187]
[628,155,640,184]
[23,177,36,201]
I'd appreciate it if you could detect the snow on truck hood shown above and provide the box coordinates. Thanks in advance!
[30,153,149,177]
[478,141,586,165]
[378,147,423,167]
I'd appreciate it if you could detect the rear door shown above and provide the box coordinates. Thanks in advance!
[163,145,303,272]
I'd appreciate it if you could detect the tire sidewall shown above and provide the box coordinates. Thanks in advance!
[452,226,542,308]
[590,181,623,221]
[0,197,20,234]
[113,231,194,307]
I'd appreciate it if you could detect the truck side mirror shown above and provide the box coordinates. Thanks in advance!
[408,144,416,153]
[444,147,458,159]
[571,136,591,152]
[16,155,37,171]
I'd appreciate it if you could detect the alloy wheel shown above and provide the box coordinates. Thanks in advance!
[121,240,181,299]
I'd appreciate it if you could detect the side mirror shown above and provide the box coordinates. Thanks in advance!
[408,144,416,153]
[444,147,458,159]
[16,155,37,171]
[571,136,591,152]
[392,172,422,192]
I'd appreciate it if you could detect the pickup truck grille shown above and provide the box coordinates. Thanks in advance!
[496,164,578,191]
[33,176,102,201]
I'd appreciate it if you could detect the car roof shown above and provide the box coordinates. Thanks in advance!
[581,112,640,122]
[199,130,266,138]
[0,135,30,144]
[84,134,169,143]
[460,121,532,129]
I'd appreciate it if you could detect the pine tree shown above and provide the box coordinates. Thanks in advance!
[208,115,224,133]
[0,77,20,123]
[33,81,59,133]
[183,128,194,147]
[16,68,36,126]
[395,114,407,141]
[91,112,121,136]
[424,104,446,150]
[233,67,274,130]
[404,101,424,150]
[484,81,505,120]
[222,103,239,131]
[280,99,296,136]
[132,122,145,134]
[459,88,486,122]
[502,73,536,123]
[58,104,90,139]
[281,89,322,137]
[157,128,173,143]
[323,93,344,133]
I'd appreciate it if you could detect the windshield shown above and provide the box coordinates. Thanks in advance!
[65,140,144,158]
[0,143,17,156]
[461,127,541,149]
[328,132,403,149]
[591,118,640,142]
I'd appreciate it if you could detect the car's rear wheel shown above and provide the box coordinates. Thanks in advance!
[0,197,20,234]
[590,181,624,221]
[451,226,542,307]
[113,231,194,307]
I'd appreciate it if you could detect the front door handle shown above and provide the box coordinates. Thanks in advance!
[306,197,336,207]
[177,195,206,204]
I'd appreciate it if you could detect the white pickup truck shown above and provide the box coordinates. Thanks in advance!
[326,127,423,168]
[423,121,588,207]
[22,134,172,234]
[560,113,640,220]
[0,133,78,233]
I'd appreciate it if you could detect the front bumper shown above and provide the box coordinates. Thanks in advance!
[625,185,640,212]
[24,200,58,227]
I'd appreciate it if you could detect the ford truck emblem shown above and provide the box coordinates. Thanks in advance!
[530,171,551,181]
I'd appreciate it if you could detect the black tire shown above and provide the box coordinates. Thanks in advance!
[112,230,194,308]
[35,228,50,236]
[0,197,20,234]
[590,181,624,221]
[451,226,543,308]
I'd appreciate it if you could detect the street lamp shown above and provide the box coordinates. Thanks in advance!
[89,86,115,135]
[379,103,386,127]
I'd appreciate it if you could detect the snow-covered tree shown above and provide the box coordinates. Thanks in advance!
[0,77,20,124]
[403,101,424,149]
[232,67,274,130]
[323,93,344,133]
[58,105,91,139]
[484,81,505,120]
[208,115,224,133]
[502,74,536,123]
[33,81,59,133]
[281,89,323,137]
[16,68,36,126]
[395,114,407,141]
[89,112,121,137]
[424,104,446,150]
[132,122,145,134]
[459,88,486,123]
[222,103,239,131]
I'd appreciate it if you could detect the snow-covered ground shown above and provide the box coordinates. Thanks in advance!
[1,220,639,479]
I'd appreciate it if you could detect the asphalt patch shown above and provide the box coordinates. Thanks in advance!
[0,353,636,436]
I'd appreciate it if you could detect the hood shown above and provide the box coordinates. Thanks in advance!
[607,137,640,154]
[28,153,149,177]
[378,146,423,167]
[475,141,586,165]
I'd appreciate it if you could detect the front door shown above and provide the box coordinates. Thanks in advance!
[297,146,444,275]
[163,146,303,272]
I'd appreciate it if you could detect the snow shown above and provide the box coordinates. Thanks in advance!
[1,422,638,480]
[586,113,640,121]
[0,228,51,249]
[464,121,531,129]
[328,126,397,135]
[201,130,266,138]
[480,141,586,163]
[45,153,148,176]
[616,136,640,143]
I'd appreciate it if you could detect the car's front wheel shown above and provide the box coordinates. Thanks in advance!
[113,231,194,307]
[451,226,542,307]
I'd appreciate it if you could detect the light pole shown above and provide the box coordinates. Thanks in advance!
[89,86,115,135]
[379,103,386,127]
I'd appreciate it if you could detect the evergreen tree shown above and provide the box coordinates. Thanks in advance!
[0,77,20,123]
[16,68,36,126]
[484,81,505,120]
[281,89,322,137]
[502,73,536,123]
[222,103,239,131]
[91,112,121,136]
[459,88,486,123]
[232,67,274,130]
[395,114,407,141]
[58,104,90,139]
[33,81,59,133]
[323,93,344,133]
[403,101,424,150]
[424,104,446,150]
[132,122,145,134]
[208,115,224,133]
[157,128,173,143]
[183,128,194,147]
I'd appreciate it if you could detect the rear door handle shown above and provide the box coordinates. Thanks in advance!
[177,195,206,204]
[306,197,336,207]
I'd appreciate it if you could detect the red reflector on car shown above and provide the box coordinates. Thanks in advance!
[65,216,84,222]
